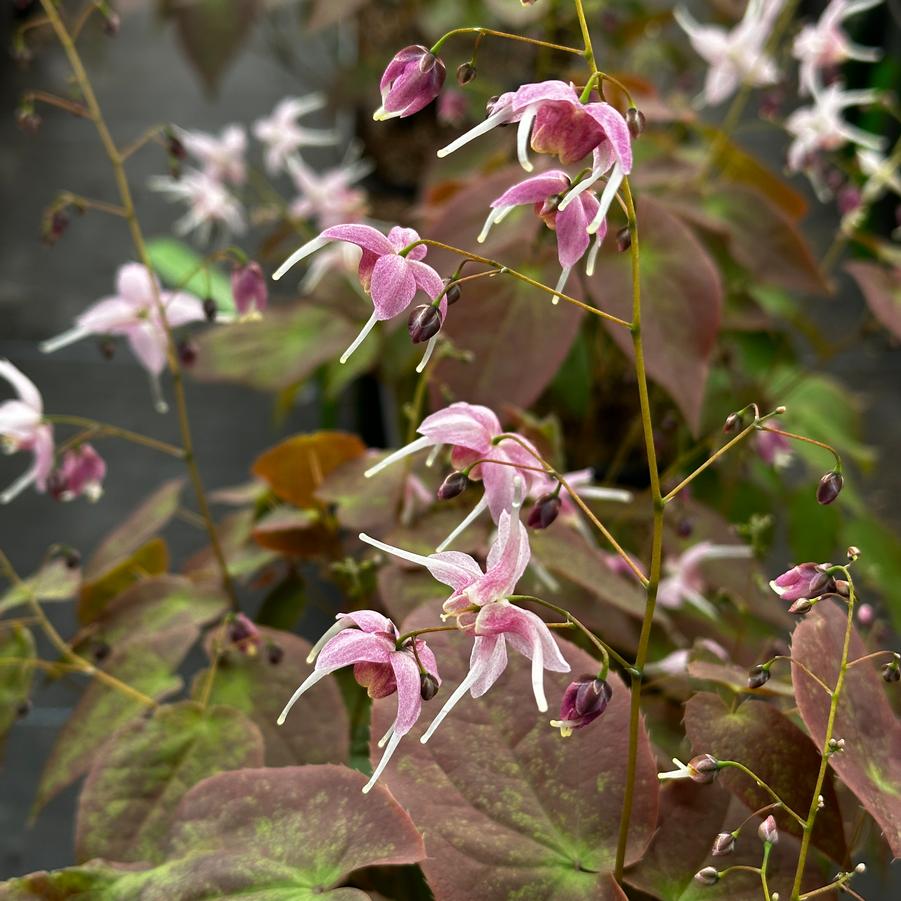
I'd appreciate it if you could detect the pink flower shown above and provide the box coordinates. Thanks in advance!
[755,430,793,468]
[0,361,54,504]
[373,45,446,121]
[675,0,784,106]
[178,124,247,185]
[252,95,338,175]
[231,262,268,317]
[362,402,541,549]
[550,675,612,737]
[277,610,440,793]
[40,263,206,412]
[360,504,570,742]
[149,168,245,242]
[286,154,370,229]
[437,89,468,127]
[272,224,445,369]
[226,612,262,655]
[769,562,834,602]
[793,0,882,96]
[657,541,753,616]
[48,443,106,502]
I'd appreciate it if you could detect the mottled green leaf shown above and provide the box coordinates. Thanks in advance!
[0,624,35,753]
[0,556,80,614]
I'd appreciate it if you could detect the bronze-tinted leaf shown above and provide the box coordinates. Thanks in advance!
[792,599,901,856]
[252,506,340,558]
[846,260,901,341]
[0,556,80,615]
[0,624,35,754]
[182,509,278,583]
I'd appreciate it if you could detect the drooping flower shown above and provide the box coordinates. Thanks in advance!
[674,0,785,107]
[644,638,729,677]
[286,154,370,229]
[550,675,612,737]
[755,429,793,468]
[231,262,268,317]
[178,124,247,185]
[40,263,206,412]
[793,0,883,96]
[0,361,54,504]
[278,610,440,793]
[785,82,884,172]
[252,95,338,175]
[657,541,754,617]
[149,168,245,242]
[360,503,569,742]
[226,612,262,656]
[362,401,541,550]
[658,753,720,783]
[272,224,446,369]
[374,45,446,121]
[47,443,106,502]
[769,562,835,601]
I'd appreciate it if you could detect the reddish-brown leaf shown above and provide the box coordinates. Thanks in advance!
[846,260,901,341]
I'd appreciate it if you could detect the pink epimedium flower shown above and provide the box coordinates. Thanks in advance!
[272,224,446,369]
[149,168,245,242]
[359,505,570,742]
[231,262,268,317]
[0,361,54,504]
[755,429,793,468]
[47,443,106,502]
[252,95,338,175]
[675,0,784,107]
[657,541,753,617]
[278,610,440,793]
[40,264,206,412]
[374,45,447,121]
[793,0,883,96]
[363,402,541,550]
[550,675,612,737]
[769,562,835,602]
[178,124,247,186]
[286,154,370,229]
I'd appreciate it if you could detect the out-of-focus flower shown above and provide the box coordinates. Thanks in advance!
[437,88,469,127]
[252,95,338,175]
[657,541,753,616]
[785,82,884,172]
[755,429,793,468]
[644,638,729,677]
[550,675,612,736]
[675,0,784,106]
[231,262,268,317]
[362,402,541,549]
[40,264,206,411]
[149,168,245,242]
[793,0,882,96]
[769,562,835,601]
[272,224,445,368]
[226,612,262,655]
[0,361,54,504]
[48,443,106,502]
[278,610,440,793]
[658,753,720,783]
[178,124,247,185]
[286,154,370,229]
[374,45,446,120]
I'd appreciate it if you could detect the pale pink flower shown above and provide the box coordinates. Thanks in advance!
[793,0,882,95]
[178,124,247,185]
[0,361,54,504]
[48,443,106,502]
[374,45,446,121]
[286,154,370,228]
[149,168,245,242]
[278,610,439,793]
[769,562,834,602]
[360,504,569,742]
[40,264,205,411]
[657,541,753,616]
[675,0,784,106]
[273,224,445,369]
[252,95,338,175]
[755,430,793,468]
[437,89,468,127]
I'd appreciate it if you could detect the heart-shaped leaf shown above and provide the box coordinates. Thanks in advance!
[0,624,35,754]
[76,701,264,863]
[791,599,901,856]
[369,611,659,899]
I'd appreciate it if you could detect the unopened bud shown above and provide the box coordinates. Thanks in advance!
[626,107,646,139]
[420,671,440,700]
[16,106,41,134]
[443,278,462,305]
[688,753,719,784]
[723,412,741,434]
[551,676,612,736]
[694,867,719,886]
[53,545,81,569]
[882,658,900,683]
[202,297,217,321]
[711,832,735,856]
[166,130,187,160]
[456,61,477,85]
[266,643,284,665]
[408,304,442,343]
[226,613,261,655]
[828,737,845,753]
[748,664,771,689]
[103,11,121,35]
[816,470,843,505]
[437,471,469,500]
[43,210,69,246]
[675,517,693,538]
[92,640,111,663]
[788,598,814,615]
[615,226,632,252]
[177,338,199,367]
[231,261,268,316]
[846,546,860,561]
[758,815,779,845]
[527,493,561,530]
[854,863,866,874]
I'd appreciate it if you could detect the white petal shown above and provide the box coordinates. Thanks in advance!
[588,163,623,235]
[277,668,331,724]
[516,107,538,172]
[340,311,379,365]
[416,334,439,373]
[364,435,432,478]
[420,667,479,743]
[306,618,349,664]
[272,235,331,281]
[552,267,572,305]
[435,493,489,552]
[362,729,403,793]
[359,532,434,569]
[436,109,511,158]
[0,467,37,504]
[39,327,91,355]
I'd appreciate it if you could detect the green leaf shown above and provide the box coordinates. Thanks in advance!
[255,572,308,630]
[146,237,234,312]
[190,626,349,768]
[76,701,264,863]
[843,514,901,631]
[0,556,80,615]
[0,624,35,754]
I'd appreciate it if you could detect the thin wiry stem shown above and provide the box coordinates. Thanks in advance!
[430,27,583,57]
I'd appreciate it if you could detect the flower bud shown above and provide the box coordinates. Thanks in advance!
[694,867,719,886]
[626,107,646,139]
[48,444,107,502]
[166,130,187,160]
[98,338,116,360]
[527,493,561,530]
[456,61,477,85]
[711,832,735,856]
[827,737,845,753]
[723,412,741,434]
[443,278,462,305]
[43,210,69,246]
[688,753,719,783]
[203,297,218,321]
[437,471,469,500]
[227,613,261,656]
[92,640,111,663]
[758,814,779,845]
[615,226,632,252]
[177,338,199,368]
[748,664,771,689]
[231,261,268,316]
[882,657,900,683]
[770,562,834,603]
[266,643,284,665]
[53,545,81,569]
[374,45,446,120]
[846,545,861,561]
[816,470,843,505]
[789,598,814,615]
[15,106,41,134]
[420,671,440,700]
[408,304,442,343]
[102,11,121,36]
[550,676,612,736]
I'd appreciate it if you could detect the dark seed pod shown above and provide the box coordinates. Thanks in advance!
[816,470,843,505]
[420,671,440,700]
[626,107,646,139]
[408,304,442,343]
[615,226,632,252]
[437,471,469,500]
[723,412,741,434]
[747,664,770,689]
[456,61,476,86]
[526,493,561,530]
[202,297,218,322]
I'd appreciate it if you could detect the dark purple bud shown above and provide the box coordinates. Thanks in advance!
[202,297,218,321]
[688,753,719,784]
[626,107,646,139]
[882,658,900,683]
[837,185,861,216]
[98,338,116,360]
[758,814,779,845]
[227,613,261,656]
[177,338,199,368]
[615,226,632,252]
[266,643,284,665]
[444,278,462,305]
[53,545,81,569]
[420,671,440,700]
[675,517,693,538]
[551,676,612,736]
[375,45,446,120]
[694,867,719,886]
[408,304,442,344]
[166,130,187,160]
[712,832,735,856]
[527,493,561,530]
[816,470,843,505]
[43,210,69,246]
[723,412,741,434]
[437,470,469,500]
[770,562,834,602]
[747,664,771,689]
[92,640,111,663]
[456,61,477,86]
[231,261,268,316]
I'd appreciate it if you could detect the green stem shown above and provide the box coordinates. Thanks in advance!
[45,415,185,458]
[396,625,460,646]
[717,760,807,826]
[759,426,842,471]
[430,27,583,57]
[761,842,773,901]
